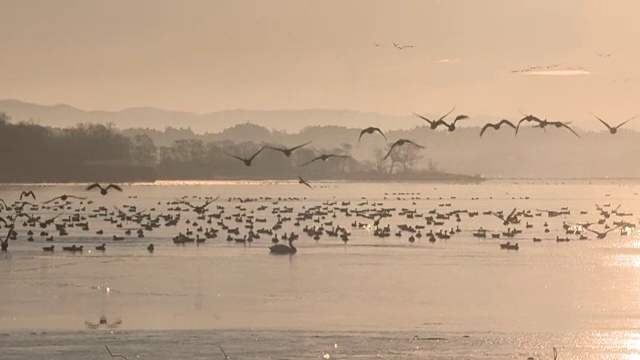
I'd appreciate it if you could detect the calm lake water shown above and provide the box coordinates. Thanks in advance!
[0,180,639,359]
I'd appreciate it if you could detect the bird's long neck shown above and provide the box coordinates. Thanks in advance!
[289,239,295,250]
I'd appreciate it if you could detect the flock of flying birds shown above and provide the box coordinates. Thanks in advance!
[220,108,637,189]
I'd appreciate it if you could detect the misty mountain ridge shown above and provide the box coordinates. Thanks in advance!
[0,98,602,134]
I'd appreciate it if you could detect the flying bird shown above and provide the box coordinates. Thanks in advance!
[493,208,518,225]
[265,141,311,157]
[300,154,349,167]
[434,114,470,132]
[43,194,86,204]
[298,176,313,189]
[182,196,219,214]
[19,191,36,201]
[393,42,414,50]
[87,183,123,195]
[479,119,516,137]
[383,139,424,160]
[587,226,621,239]
[515,113,545,135]
[358,127,387,143]
[591,113,638,134]
[413,107,457,130]
[223,146,265,166]
[548,120,581,138]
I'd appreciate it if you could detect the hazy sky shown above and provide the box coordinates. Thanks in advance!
[2,0,640,126]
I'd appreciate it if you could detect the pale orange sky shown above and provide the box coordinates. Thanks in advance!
[1,0,640,127]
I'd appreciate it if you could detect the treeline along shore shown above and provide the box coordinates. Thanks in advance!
[0,113,482,184]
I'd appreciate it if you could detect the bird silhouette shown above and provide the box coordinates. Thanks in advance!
[298,176,313,189]
[182,196,219,214]
[223,146,265,166]
[591,113,638,134]
[493,208,518,225]
[87,183,122,195]
[43,194,86,204]
[479,119,516,136]
[587,226,620,239]
[393,42,414,50]
[434,114,470,131]
[300,154,349,167]
[515,113,545,135]
[358,127,387,143]
[548,120,581,138]
[383,139,424,160]
[19,191,36,201]
[413,107,457,130]
[265,141,311,157]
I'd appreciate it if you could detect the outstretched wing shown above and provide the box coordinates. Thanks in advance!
[265,145,286,153]
[300,156,322,167]
[247,146,265,162]
[437,107,456,122]
[298,176,313,189]
[412,112,433,124]
[453,114,469,124]
[223,151,247,162]
[405,140,425,149]
[615,114,638,129]
[560,123,581,138]
[374,128,387,140]
[383,142,400,160]
[499,119,516,129]
[86,183,102,191]
[358,128,368,143]
[43,196,62,204]
[288,141,312,152]
[106,184,123,192]
[479,123,493,137]
[591,113,613,131]
[67,195,87,201]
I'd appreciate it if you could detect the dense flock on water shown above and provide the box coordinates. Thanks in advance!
[0,182,635,255]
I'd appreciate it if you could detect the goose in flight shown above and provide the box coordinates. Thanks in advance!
[393,42,414,50]
[300,154,349,167]
[587,226,621,239]
[19,191,36,201]
[223,146,265,166]
[548,120,581,138]
[434,114,470,132]
[182,196,219,214]
[515,114,546,135]
[298,176,313,189]
[413,107,456,130]
[591,113,638,134]
[43,194,86,204]
[358,127,387,143]
[265,141,311,157]
[87,183,122,195]
[383,139,424,160]
[479,119,516,136]
[493,208,518,226]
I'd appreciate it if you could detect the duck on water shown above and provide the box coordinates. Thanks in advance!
[269,238,297,255]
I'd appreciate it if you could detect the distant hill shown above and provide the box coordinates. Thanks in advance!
[0,99,500,133]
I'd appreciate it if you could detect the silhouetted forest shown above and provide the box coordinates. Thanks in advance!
[0,113,477,183]
[4,110,640,183]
